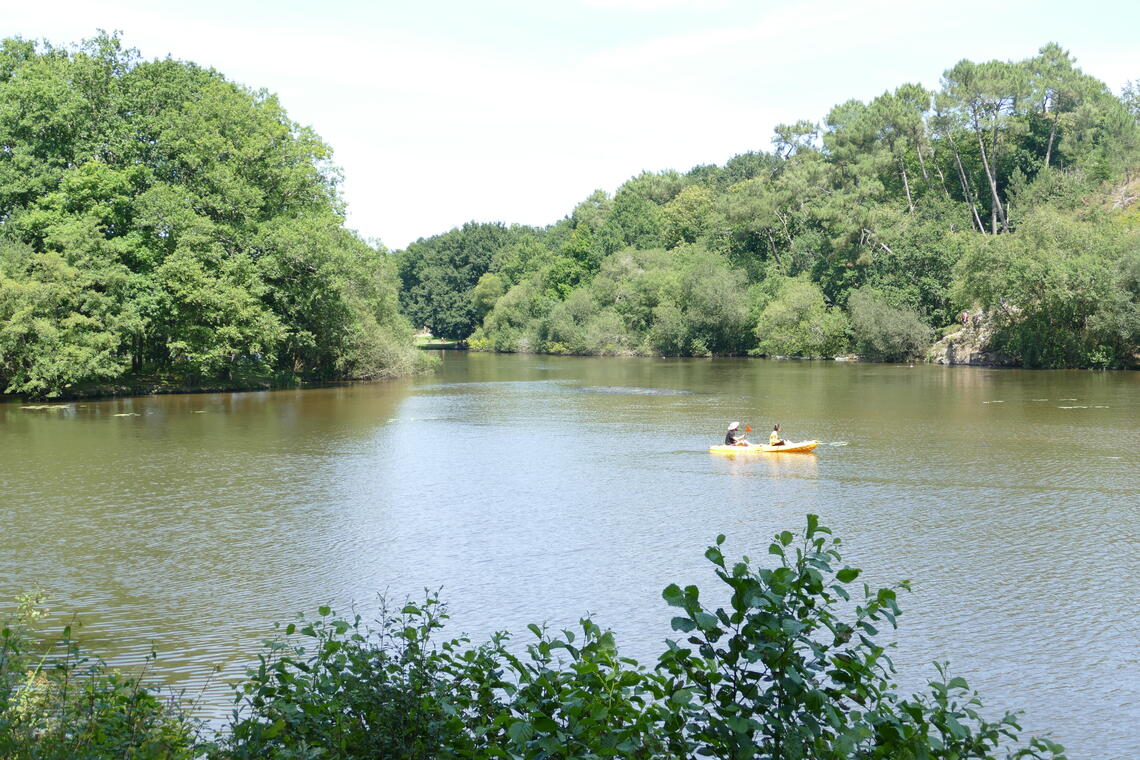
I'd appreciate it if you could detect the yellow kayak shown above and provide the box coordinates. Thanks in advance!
[709,440,819,454]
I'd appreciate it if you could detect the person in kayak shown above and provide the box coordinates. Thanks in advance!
[769,424,786,446]
[725,421,749,446]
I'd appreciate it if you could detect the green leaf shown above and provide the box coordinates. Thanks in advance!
[532,715,559,734]
[779,530,794,546]
[671,616,697,633]
[836,567,861,583]
[694,612,719,631]
[507,719,533,743]
[670,688,693,705]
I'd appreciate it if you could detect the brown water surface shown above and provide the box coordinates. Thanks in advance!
[2,354,1137,757]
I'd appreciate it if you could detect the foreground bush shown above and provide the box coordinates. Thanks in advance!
[0,592,200,759]
[2,519,1066,758]
[216,516,1064,760]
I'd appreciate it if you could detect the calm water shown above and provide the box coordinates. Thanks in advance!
[2,354,1138,757]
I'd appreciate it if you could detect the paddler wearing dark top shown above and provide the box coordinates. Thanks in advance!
[725,421,749,446]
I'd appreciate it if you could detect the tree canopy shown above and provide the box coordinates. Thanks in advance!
[400,44,1139,368]
[0,33,425,397]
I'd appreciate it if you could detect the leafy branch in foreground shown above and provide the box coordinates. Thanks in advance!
[217,516,1065,760]
[0,591,202,759]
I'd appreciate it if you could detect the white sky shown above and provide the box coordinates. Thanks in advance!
[4,0,1138,249]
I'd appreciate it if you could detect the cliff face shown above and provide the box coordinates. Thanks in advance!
[927,314,1014,366]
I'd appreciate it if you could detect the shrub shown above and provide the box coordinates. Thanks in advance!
[215,518,1064,760]
[0,592,200,760]
[655,518,1063,759]
[952,208,1140,368]
[848,287,933,361]
[4,520,1067,760]
[753,278,850,357]
[583,310,634,355]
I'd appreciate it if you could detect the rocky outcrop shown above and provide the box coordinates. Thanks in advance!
[927,313,1014,366]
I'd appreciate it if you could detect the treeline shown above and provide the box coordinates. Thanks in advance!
[2,518,1065,759]
[0,33,428,399]
[398,44,1140,368]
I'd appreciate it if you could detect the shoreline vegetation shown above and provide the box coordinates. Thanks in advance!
[2,36,1136,402]
[0,33,433,402]
[1,517,1066,759]
[398,46,1139,371]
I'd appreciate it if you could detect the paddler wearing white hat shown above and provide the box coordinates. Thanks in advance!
[724,421,750,446]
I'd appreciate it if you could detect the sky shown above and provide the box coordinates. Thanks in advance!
[4,0,1138,249]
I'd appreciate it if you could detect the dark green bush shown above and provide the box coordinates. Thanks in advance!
[3,521,1066,759]
[214,517,1065,760]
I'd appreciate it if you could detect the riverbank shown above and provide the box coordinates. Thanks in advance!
[468,311,1135,369]
[0,372,297,402]
[1,360,439,402]
[468,337,1134,369]
[416,337,466,350]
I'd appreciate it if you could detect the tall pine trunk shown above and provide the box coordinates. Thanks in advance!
[972,109,1008,233]
[947,132,986,232]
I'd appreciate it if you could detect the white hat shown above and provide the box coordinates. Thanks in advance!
[728,421,739,430]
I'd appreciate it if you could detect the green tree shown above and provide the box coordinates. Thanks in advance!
[953,206,1139,367]
[471,271,506,324]
[398,222,530,339]
[663,185,717,247]
[753,277,849,357]
[848,287,933,360]
[0,246,127,395]
[0,32,421,396]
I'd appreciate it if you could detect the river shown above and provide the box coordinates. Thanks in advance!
[1,353,1137,757]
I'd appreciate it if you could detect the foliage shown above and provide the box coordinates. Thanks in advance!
[210,517,1064,759]
[402,43,1138,368]
[4,520,1067,759]
[0,244,128,396]
[472,246,754,357]
[753,278,850,358]
[953,207,1139,367]
[656,519,1064,760]
[219,597,478,760]
[848,287,933,361]
[0,591,201,759]
[397,222,538,339]
[0,33,422,397]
